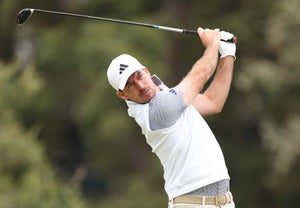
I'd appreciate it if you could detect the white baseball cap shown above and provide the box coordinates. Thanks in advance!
[107,54,145,91]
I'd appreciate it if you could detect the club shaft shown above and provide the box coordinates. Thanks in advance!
[33,9,192,34]
[20,8,237,43]
[35,9,156,28]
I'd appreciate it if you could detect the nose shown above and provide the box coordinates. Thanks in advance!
[135,80,145,89]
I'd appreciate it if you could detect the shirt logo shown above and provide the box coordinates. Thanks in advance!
[169,89,177,95]
[119,64,128,75]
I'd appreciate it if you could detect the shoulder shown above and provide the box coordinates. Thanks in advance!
[149,87,187,130]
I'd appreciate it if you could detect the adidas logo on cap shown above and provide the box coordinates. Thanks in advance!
[107,54,144,91]
[119,64,128,75]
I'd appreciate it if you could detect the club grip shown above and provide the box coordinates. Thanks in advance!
[222,37,237,43]
[183,29,237,43]
[183,29,198,35]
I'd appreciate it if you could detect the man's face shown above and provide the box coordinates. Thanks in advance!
[117,68,158,104]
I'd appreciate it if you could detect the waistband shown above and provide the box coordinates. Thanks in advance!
[170,192,233,206]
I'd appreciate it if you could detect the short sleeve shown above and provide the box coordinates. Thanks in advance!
[149,86,186,130]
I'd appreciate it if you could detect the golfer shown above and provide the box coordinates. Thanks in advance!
[107,27,236,208]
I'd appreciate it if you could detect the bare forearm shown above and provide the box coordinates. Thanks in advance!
[190,29,236,116]
[189,43,219,87]
[178,28,222,107]
[180,42,219,105]
[203,56,234,112]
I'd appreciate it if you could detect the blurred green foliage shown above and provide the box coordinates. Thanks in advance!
[0,62,85,207]
[0,0,299,207]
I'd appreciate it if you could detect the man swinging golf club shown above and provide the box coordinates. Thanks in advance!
[107,27,236,208]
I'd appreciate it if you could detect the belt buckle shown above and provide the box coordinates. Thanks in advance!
[215,195,224,206]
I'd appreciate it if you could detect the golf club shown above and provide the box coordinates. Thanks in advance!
[17,8,237,43]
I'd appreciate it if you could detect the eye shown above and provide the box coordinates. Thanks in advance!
[137,71,143,79]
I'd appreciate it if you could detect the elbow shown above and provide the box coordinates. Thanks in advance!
[214,106,223,114]
[201,104,224,117]
[210,103,225,115]
[206,95,225,115]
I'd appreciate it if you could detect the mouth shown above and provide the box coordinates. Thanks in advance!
[140,88,150,97]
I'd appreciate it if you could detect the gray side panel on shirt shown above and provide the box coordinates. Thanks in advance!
[149,86,186,131]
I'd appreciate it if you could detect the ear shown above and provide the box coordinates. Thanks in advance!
[143,67,150,74]
[117,90,129,100]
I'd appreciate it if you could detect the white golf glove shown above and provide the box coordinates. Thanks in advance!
[219,31,236,59]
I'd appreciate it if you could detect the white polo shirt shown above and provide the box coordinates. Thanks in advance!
[126,84,229,200]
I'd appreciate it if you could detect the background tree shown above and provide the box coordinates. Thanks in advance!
[0,62,85,207]
[0,0,299,207]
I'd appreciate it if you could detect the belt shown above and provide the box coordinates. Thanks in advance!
[172,192,232,206]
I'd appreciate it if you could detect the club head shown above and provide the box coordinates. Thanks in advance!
[17,8,34,25]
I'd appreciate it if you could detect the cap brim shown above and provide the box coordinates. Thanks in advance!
[118,66,144,90]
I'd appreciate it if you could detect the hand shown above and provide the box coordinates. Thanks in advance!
[198,27,220,48]
[219,31,236,59]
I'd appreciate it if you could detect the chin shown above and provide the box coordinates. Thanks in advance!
[138,91,155,104]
